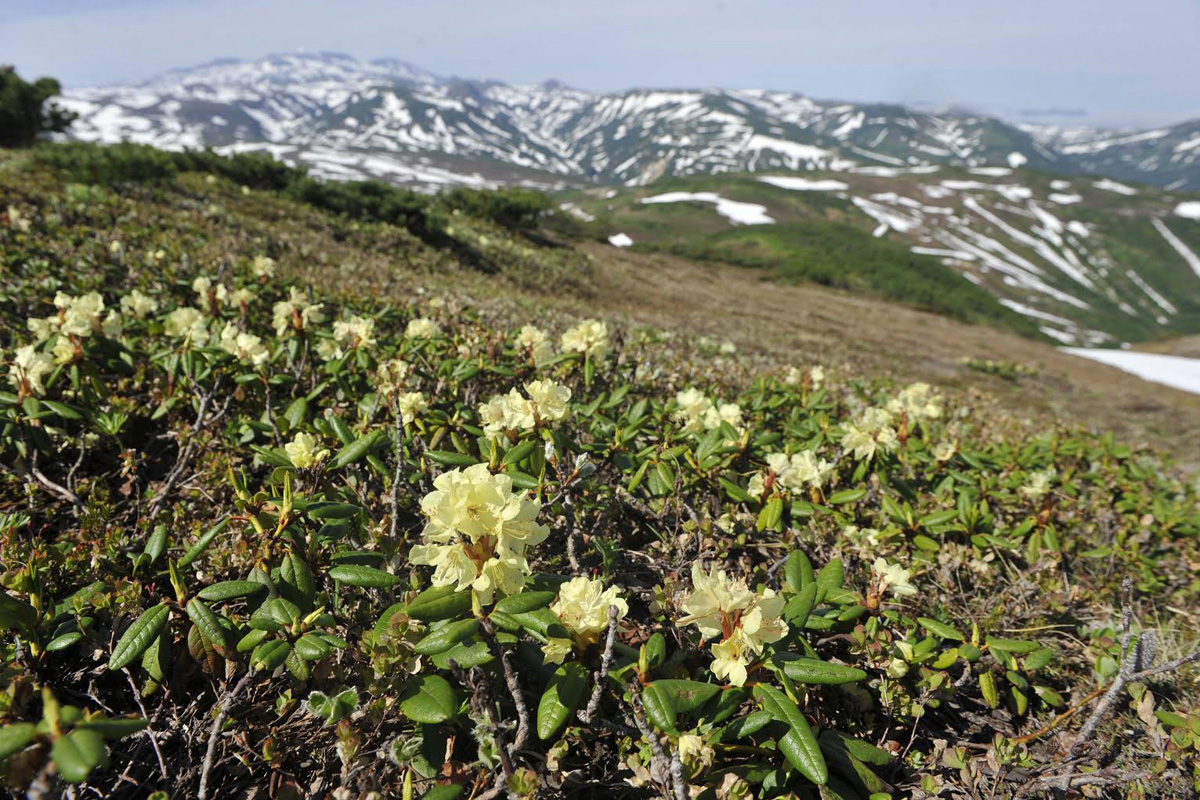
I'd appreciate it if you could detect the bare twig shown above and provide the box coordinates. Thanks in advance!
[0,460,85,510]
[123,671,168,786]
[479,617,530,753]
[629,684,688,800]
[1071,580,1200,756]
[580,604,620,725]
[197,670,253,800]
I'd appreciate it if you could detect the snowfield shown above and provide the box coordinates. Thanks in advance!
[1063,349,1200,395]
[641,191,775,225]
[758,176,849,191]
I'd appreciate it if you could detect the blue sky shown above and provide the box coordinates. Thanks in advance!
[3,0,1199,128]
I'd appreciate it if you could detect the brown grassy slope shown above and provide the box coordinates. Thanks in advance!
[486,243,1200,467]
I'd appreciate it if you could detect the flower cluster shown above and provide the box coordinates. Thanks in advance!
[28,292,121,342]
[515,325,555,367]
[887,382,943,422]
[673,388,744,438]
[317,315,376,360]
[542,577,629,664]
[218,323,270,366]
[409,464,549,604]
[784,364,825,390]
[405,317,441,339]
[285,432,330,469]
[164,306,211,346]
[477,380,571,439]
[841,407,898,461]
[7,345,55,398]
[748,450,833,499]
[1021,469,1055,502]
[677,563,788,686]
[560,318,610,359]
[871,558,917,599]
[272,288,326,337]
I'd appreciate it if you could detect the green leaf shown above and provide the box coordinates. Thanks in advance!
[784,550,814,594]
[329,564,400,588]
[640,682,677,734]
[781,658,867,686]
[108,604,170,671]
[185,599,230,657]
[252,639,292,671]
[405,587,472,622]
[51,728,108,783]
[77,716,149,739]
[779,726,828,786]
[986,637,1040,654]
[330,430,384,469]
[400,675,459,724]
[1023,647,1056,671]
[827,488,866,505]
[426,450,479,467]
[0,589,37,633]
[536,662,588,740]
[178,518,229,568]
[493,591,556,615]
[197,581,268,603]
[756,496,783,532]
[783,583,817,627]
[649,679,720,713]
[414,619,480,656]
[143,526,169,564]
[279,551,316,612]
[815,558,843,603]
[0,722,37,760]
[917,617,964,641]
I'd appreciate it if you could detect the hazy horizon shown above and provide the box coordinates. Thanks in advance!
[3,0,1199,130]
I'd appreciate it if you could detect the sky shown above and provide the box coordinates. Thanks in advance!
[3,0,1199,128]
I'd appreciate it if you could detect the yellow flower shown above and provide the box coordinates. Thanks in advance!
[1020,469,1055,502]
[120,289,159,318]
[871,558,917,598]
[51,337,75,365]
[411,464,548,604]
[55,292,106,338]
[933,440,957,462]
[376,358,413,396]
[192,276,228,307]
[333,315,376,350]
[515,325,555,366]
[228,287,256,307]
[284,432,329,469]
[525,379,570,422]
[405,317,440,339]
[218,323,270,366]
[396,392,428,425]
[887,382,942,422]
[272,288,325,337]
[841,407,898,461]
[560,319,610,359]
[674,388,714,434]
[163,307,211,346]
[750,450,833,498]
[251,255,277,278]
[8,344,55,397]
[677,563,788,686]
[678,734,715,772]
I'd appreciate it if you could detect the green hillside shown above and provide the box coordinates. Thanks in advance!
[1,144,1199,800]
[566,170,1200,346]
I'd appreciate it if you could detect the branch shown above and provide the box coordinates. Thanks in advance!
[479,617,530,753]
[197,670,253,800]
[629,684,688,800]
[580,604,620,725]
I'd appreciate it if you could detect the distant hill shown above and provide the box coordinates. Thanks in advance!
[562,168,1200,346]
[58,52,1200,192]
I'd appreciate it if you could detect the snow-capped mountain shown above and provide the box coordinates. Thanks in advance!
[58,52,1200,193]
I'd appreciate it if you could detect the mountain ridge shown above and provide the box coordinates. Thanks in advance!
[57,51,1200,193]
